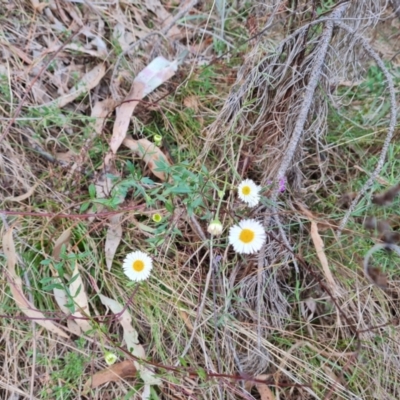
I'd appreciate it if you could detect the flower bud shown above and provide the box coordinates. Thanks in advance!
[207,219,223,236]
[153,134,163,147]
[104,352,117,365]
[152,213,162,223]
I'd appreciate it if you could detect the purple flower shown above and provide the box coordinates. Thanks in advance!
[278,177,286,193]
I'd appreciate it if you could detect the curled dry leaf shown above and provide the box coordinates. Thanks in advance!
[70,264,92,333]
[183,95,199,112]
[51,229,83,335]
[4,182,39,202]
[98,295,145,358]
[123,137,171,181]
[145,0,181,37]
[91,98,116,138]
[52,228,72,316]
[105,213,123,271]
[47,63,106,108]
[30,0,47,12]
[310,221,339,294]
[54,150,77,166]
[98,295,161,399]
[86,360,137,390]
[3,227,69,338]
[244,375,275,400]
[110,56,178,154]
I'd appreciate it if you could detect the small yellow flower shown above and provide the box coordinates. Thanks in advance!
[237,179,261,207]
[104,352,117,365]
[207,219,223,236]
[122,251,153,282]
[228,219,266,254]
[152,213,162,223]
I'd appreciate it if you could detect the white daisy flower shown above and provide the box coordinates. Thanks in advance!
[237,179,261,207]
[122,251,153,282]
[207,219,223,236]
[228,219,266,254]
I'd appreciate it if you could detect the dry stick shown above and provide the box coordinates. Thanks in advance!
[336,21,398,235]
[256,2,350,350]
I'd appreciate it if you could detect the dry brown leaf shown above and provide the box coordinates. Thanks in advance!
[86,360,137,390]
[30,0,47,12]
[110,82,145,153]
[91,98,115,137]
[70,264,92,333]
[98,295,145,359]
[145,0,181,37]
[1,41,33,64]
[54,150,77,165]
[256,383,275,400]
[183,96,199,112]
[51,63,106,108]
[113,23,132,51]
[98,294,161,397]
[244,375,275,400]
[123,138,171,181]
[31,81,52,104]
[66,320,82,336]
[179,310,194,331]
[105,213,123,271]
[52,228,72,315]
[95,172,113,199]
[52,228,71,261]
[110,57,178,153]
[310,221,338,293]
[4,182,39,202]
[3,227,69,338]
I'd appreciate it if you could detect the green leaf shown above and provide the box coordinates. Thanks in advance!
[43,282,65,291]
[141,177,156,185]
[80,202,90,213]
[165,185,192,195]
[191,195,204,209]
[196,367,207,381]
[88,183,96,199]
[165,200,174,213]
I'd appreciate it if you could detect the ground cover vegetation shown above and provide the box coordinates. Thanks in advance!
[1,0,400,399]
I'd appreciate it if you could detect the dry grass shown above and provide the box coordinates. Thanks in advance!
[1,1,400,399]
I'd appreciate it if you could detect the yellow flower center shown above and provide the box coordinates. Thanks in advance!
[132,260,145,272]
[239,228,255,243]
[242,186,251,195]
